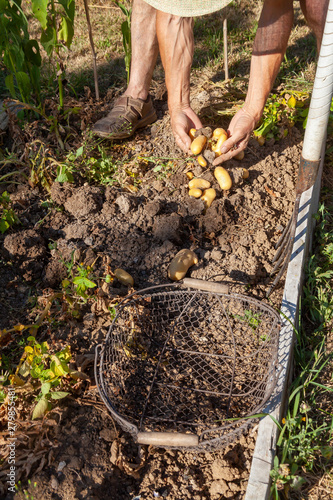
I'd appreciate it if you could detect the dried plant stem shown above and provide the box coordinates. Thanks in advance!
[83,0,100,100]
[223,18,229,80]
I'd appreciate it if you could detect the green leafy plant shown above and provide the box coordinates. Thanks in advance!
[271,199,333,498]
[15,479,37,500]
[270,348,333,499]
[0,191,20,233]
[14,336,71,419]
[31,0,76,108]
[0,0,41,103]
[254,91,309,142]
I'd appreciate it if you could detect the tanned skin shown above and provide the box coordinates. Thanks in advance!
[114,0,329,157]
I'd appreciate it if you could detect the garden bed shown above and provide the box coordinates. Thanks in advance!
[0,84,304,499]
[1,1,326,498]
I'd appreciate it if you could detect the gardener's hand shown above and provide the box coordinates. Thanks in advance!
[213,107,257,165]
[170,106,203,153]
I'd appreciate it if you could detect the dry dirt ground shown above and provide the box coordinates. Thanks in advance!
[0,2,327,500]
[0,81,302,500]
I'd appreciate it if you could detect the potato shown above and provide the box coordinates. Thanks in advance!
[213,132,228,156]
[242,168,249,179]
[188,178,211,190]
[114,268,134,287]
[214,166,232,190]
[197,155,207,168]
[234,150,245,161]
[256,135,265,146]
[213,127,227,139]
[190,135,207,155]
[189,188,203,198]
[186,171,194,180]
[189,128,196,140]
[201,188,216,208]
[168,249,198,281]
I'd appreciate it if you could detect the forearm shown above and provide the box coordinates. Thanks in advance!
[244,0,294,123]
[156,11,194,114]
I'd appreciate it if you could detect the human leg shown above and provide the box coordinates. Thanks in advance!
[124,0,159,100]
[92,0,158,139]
[156,12,202,152]
[299,0,329,51]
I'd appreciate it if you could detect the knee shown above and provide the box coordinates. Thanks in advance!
[299,0,329,49]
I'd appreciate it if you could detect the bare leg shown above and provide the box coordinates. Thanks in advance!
[92,0,158,138]
[124,0,159,99]
[156,12,202,152]
[299,0,329,51]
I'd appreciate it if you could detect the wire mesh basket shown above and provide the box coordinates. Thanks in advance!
[95,278,280,452]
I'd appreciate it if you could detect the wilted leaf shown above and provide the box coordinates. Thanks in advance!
[70,370,89,380]
[287,95,297,108]
[32,397,49,419]
[14,324,26,331]
[19,360,31,378]
[9,374,25,386]
[41,382,51,395]
[50,391,69,400]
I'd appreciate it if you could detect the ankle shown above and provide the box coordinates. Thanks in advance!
[124,88,149,101]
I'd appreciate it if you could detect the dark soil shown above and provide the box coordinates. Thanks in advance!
[0,78,303,500]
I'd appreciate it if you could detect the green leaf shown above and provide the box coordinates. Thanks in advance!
[16,71,31,100]
[73,276,96,289]
[31,0,48,29]
[40,24,56,56]
[58,16,74,48]
[41,382,51,395]
[31,367,43,378]
[24,39,41,66]
[58,0,75,20]
[50,359,64,377]
[55,165,74,183]
[5,74,16,99]
[51,391,69,400]
[32,397,49,419]
[0,219,10,234]
[76,146,84,157]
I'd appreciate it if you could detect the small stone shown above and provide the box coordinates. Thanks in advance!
[50,477,59,489]
[192,166,203,177]
[115,194,132,214]
[84,236,94,246]
[99,428,117,442]
[57,461,66,472]
[211,248,223,261]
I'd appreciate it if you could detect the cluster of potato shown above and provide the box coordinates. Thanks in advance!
[186,126,249,207]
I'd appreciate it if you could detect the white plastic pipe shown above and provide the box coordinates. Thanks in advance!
[302,0,333,161]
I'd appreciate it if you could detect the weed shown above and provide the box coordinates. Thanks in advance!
[0,388,6,404]
[271,199,333,498]
[63,262,97,303]
[31,0,76,109]
[15,479,37,499]
[0,191,20,233]
[9,336,72,419]
[0,0,41,103]
[254,91,309,142]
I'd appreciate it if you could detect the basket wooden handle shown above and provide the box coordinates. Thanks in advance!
[137,431,199,447]
[182,278,229,294]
